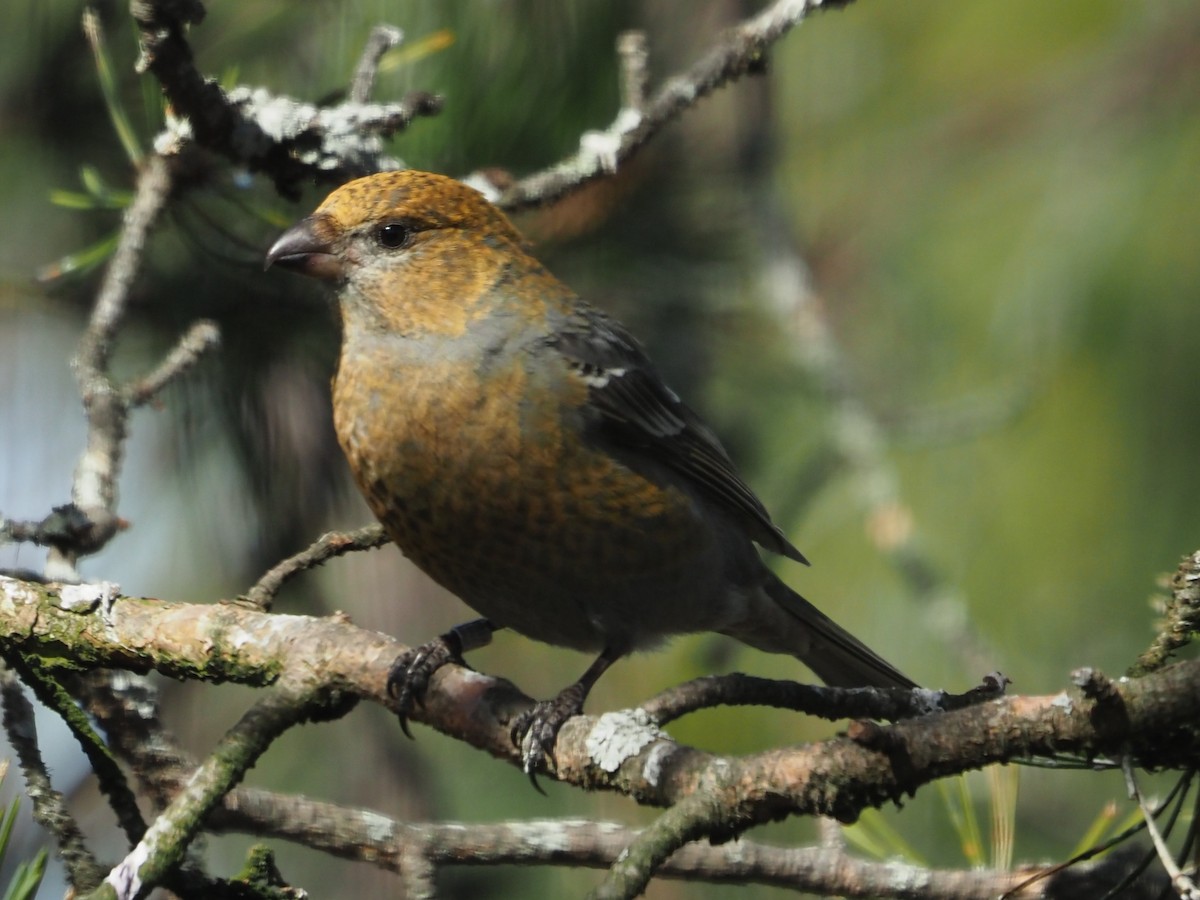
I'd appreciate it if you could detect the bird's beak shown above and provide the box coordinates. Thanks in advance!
[264,216,345,281]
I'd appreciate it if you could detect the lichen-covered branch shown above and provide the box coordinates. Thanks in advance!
[349,24,403,104]
[2,574,1199,830]
[0,668,108,892]
[66,680,1182,898]
[130,0,853,208]
[92,684,339,900]
[132,0,441,195]
[4,655,146,846]
[1131,550,1200,676]
[500,0,855,210]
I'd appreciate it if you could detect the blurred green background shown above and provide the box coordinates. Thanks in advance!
[2,1,1198,896]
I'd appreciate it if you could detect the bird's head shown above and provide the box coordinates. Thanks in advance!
[266,170,526,282]
[266,170,540,336]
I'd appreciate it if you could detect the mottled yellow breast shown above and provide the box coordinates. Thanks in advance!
[332,332,712,649]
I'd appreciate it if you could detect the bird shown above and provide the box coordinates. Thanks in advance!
[266,170,916,776]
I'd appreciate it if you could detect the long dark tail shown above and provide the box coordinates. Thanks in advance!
[755,574,917,689]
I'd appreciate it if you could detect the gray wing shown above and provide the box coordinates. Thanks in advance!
[546,309,808,565]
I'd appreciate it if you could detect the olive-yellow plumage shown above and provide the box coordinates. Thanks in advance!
[267,170,914,771]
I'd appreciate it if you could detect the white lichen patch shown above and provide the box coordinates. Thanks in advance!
[641,740,677,787]
[507,819,624,853]
[58,581,120,613]
[105,840,149,900]
[584,709,669,773]
[0,576,39,608]
[225,614,294,652]
[578,108,640,174]
[358,809,396,843]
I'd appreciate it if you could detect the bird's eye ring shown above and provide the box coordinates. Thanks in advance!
[376,221,414,250]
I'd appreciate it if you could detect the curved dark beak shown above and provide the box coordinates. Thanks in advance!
[265,217,344,281]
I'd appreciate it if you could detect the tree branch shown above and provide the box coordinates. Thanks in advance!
[69,704,1177,898]
[641,671,1006,727]
[500,0,855,209]
[0,667,108,892]
[48,155,174,580]
[123,320,220,409]
[349,24,403,104]
[22,153,219,580]
[1,574,1198,832]
[1132,550,1200,676]
[93,684,342,900]
[131,1,441,195]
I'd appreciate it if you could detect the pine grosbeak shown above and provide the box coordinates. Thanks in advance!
[266,170,915,774]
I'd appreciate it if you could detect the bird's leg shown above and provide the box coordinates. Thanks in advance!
[388,617,497,737]
[511,646,621,783]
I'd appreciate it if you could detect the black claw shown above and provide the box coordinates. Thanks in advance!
[387,636,462,737]
[526,767,547,796]
[511,713,550,794]
[509,685,589,790]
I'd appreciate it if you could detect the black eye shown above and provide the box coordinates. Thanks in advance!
[376,222,413,250]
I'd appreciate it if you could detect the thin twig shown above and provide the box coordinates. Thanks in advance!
[74,670,182,811]
[242,524,390,610]
[501,0,854,209]
[616,31,649,113]
[1131,550,1200,676]
[100,764,1142,900]
[49,154,175,580]
[1000,774,1191,899]
[397,839,436,900]
[124,319,221,408]
[73,154,172,396]
[349,24,402,104]
[1124,757,1200,900]
[640,672,990,727]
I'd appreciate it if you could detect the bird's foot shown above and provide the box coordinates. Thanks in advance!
[386,619,495,737]
[510,681,589,790]
[387,634,463,738]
